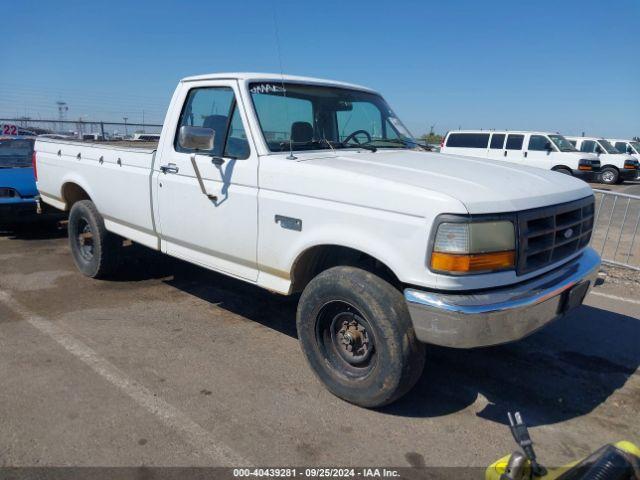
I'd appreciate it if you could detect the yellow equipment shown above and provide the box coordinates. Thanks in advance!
[486,412,640,480]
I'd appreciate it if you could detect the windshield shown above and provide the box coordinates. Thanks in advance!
[0,139,34,168]
[249,82,416,152]
[629,142,640,154]
[548,134,577,152]
[598,139,620,154]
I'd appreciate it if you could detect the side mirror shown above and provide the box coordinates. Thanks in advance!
[544,142,553,152]
[628,146,634,155]
[179,126,215,151]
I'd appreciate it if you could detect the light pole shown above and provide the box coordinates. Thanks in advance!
[123,117,128,137]
[56,101,68,133]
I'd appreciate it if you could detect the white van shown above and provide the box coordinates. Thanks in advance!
[565,136,639,184]
[440,130,600,182]
[607,138,640,157]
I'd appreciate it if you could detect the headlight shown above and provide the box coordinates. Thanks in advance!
[431,220,516,274]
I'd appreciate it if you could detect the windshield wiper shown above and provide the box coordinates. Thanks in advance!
[338,140,377,152]
[279,139,377,152]
[363,138,418,149]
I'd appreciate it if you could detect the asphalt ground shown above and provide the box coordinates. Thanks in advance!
[0,218,638,471]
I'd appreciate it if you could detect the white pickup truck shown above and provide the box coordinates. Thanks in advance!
[35,73,601,407]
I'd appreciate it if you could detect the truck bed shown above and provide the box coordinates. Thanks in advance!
[35,136,159,250]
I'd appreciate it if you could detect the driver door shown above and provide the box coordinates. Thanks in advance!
[524,134,553,170]
[154,81,259,281]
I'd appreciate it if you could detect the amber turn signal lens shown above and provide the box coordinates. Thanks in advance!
[431,251,515,273]
[578,165,592,171]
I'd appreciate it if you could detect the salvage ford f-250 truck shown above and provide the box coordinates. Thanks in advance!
[35,73,601,407]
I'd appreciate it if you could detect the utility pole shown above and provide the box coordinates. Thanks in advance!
[123,117,128,137]
[142,110,145,133]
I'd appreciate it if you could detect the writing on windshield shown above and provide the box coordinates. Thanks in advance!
[249,82,416,153]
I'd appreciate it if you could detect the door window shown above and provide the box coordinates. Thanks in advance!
[490,134,505,149]
[528,135,550,151]
[579,140,597,153]
[505,134,524,150]
[614,142,629,153]
[224,106,250,159]
[175,87,250,159]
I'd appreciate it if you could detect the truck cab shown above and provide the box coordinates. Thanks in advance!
[565,136,639,184]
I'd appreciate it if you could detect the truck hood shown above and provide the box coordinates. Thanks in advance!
[0,167,37,197]
[298,149,593,214]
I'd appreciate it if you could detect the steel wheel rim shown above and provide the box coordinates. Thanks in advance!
[76,218,94,261]
[602,171,615,183]
[315,300,377,379]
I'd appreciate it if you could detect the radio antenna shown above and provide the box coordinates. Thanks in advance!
[271,1,296,160]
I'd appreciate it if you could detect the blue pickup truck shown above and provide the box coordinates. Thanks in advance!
[0,136,62,227]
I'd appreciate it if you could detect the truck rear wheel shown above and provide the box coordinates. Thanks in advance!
[68,200,121,278]
[296,266,426,408]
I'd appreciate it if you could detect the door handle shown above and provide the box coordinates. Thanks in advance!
[524,151,528,158]
[504,151,507,157]
[160,163,179,174]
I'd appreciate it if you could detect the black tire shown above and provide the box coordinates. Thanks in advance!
[552,167,572,176]
[600,166,619,185]
[296,266,426,408]
[68,200,121,278]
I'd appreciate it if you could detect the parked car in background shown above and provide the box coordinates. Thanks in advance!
[35,72,600,407]
[565,136,638,184]
[0,136,63,228]
[81,133,104,141]
[607,138,640,159]
[440,130,601,181]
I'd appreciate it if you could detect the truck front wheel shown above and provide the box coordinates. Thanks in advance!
[296,266,426,408]
[68,200,121,278]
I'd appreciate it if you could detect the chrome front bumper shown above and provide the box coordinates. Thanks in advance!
[404,247,601,348]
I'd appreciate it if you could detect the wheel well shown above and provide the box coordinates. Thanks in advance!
[552,165,571,172]
[290,245,400,293]
[61,183,91,211]
[601,164,619,171]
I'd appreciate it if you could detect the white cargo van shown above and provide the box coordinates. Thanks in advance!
[440,130,600,182]
[607,138,640,157]
[565,136,639,184]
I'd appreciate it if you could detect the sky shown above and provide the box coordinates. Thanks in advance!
[1,0,639,138]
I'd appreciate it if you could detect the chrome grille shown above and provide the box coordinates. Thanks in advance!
[517,196,594,274]
[0,187,17,198]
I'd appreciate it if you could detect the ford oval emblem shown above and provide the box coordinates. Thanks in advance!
[563,228,574,239]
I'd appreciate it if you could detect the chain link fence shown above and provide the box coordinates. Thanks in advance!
[1,118,162,141]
